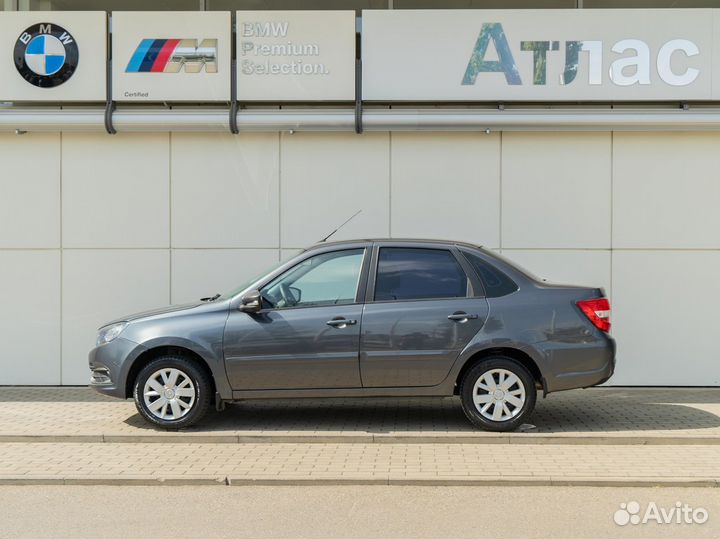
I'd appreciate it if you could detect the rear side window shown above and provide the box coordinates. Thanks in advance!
[461,251,519,298]
[374,248,469,301]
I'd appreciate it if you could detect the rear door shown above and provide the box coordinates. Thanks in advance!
[359,243,489,388]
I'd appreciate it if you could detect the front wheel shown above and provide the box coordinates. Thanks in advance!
[459,357,537,432]
[133,355,212,429]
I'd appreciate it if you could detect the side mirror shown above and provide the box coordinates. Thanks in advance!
[239,290,262,313]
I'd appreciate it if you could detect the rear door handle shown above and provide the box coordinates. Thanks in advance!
[447,312,478,322]
[326,318,357,328]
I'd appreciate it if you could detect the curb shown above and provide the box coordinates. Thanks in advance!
[0,475,718,488]
[0,433,719,445]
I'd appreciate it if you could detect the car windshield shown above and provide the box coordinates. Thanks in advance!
[219,256,297,300]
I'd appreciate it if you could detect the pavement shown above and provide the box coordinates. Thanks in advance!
[0,387,719,487]
[2,386,720,443]
[2,485,719,539]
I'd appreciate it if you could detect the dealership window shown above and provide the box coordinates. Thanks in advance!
[208,0,387,10]
[13,0,388,10]
[18,0,201,9]
[213,0,720,8]
[11,0,720,8]
[396,0,720,5]
[394,0,575,7]
[583,0,720,6]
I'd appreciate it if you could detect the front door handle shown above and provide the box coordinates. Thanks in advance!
[326,318,357,328]
[447,312,479,322]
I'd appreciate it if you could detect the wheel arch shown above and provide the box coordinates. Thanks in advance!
[125,345,217,399]
[453,347,547,396]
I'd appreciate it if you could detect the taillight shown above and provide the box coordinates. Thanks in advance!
[577,298,611,332]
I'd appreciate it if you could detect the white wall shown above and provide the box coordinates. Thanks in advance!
[0,130,718,386]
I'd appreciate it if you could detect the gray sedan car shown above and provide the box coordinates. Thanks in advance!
[89,239,615,431]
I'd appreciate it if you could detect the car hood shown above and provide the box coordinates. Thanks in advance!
[101,301,217,327]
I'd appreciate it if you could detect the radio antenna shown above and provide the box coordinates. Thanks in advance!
[319,209,362,243]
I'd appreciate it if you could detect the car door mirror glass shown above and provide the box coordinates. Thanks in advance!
[288,286,302,304]
[239,290,262,313]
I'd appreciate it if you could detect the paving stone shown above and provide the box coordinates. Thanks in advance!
[0,441,718,486]
[0,387,719,443]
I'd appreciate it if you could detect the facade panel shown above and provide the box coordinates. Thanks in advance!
[501,132,612,249]
[612,250,720,386]
[170,133,280,248]
[613,132,720,249]
[390,132,501,248]
[61,133,170,248]
[0,251,60,385]
[280,132,391,248]
[0,133,60,248]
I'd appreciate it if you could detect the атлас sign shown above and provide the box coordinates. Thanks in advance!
[362,9,719,101]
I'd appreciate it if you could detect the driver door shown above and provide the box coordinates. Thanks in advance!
[224,248,367,390]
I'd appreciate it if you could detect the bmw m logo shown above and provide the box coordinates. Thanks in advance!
[126,39,217,73]
[14,23,79,88]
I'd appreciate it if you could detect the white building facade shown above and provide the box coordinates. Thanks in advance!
[0,2,718,387]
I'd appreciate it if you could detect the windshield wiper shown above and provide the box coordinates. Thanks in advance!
[200,293,221,302]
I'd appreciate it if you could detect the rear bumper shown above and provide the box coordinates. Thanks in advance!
[88,337,146,399]
[542,334,616,393]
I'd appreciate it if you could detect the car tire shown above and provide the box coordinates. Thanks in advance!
[133,355,212,429]
[459,356,537,432]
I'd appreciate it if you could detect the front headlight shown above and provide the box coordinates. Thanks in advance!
[96,322,128,347]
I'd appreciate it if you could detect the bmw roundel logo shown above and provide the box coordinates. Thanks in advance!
[14,23,79,88]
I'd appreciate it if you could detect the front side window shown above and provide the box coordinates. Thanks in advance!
[261,249,364,309]
[374,247,470,301]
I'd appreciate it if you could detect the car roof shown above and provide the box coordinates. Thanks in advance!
[306,238,484,250]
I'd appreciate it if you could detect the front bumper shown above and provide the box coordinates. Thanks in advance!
[88,337,146,399]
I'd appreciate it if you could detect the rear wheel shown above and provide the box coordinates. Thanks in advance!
[133,355,212,429]
[460,356,537,432]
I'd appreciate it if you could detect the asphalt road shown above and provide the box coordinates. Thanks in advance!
[0,485,718,538]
